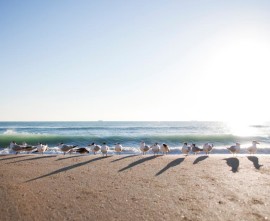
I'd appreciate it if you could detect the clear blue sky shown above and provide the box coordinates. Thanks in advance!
[1,0,270,121]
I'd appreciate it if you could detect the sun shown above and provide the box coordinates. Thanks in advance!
[186,25,270,122]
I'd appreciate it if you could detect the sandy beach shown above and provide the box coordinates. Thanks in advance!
[0,154,270,221]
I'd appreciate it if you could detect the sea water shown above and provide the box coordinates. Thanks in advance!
[0,121,270,154]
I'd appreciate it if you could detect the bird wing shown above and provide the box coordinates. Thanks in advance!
[94,146,100,151]
[228,146,236,152]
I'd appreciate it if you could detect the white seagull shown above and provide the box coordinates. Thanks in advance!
[101,142,109,157]
[37,143,48,154]
[182,142,191,155]
[227,143,241,156]
[114,143,123,154]
[10,141,35,154]
[58,143,78,155]
[247,141,259,154]
[203,143,214,155]
[140,141,150,155]
[151,143,160,156]
[160,143,170,155]
[88,143,101,155]
[191,144,203,155]
[10,141,26,154]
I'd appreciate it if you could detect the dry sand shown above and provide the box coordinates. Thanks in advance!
[0,154,270,221]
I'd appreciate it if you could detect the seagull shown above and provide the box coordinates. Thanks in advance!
[21,142,37,153]
[114,143,123,154]
[203,143,214,155]
[10,141,26,154]
[37,143,48,154]
[191,144,203,155]
[10,141,36,154]
[227,143,241,156]
[160,143,170,155]
[151,143,160,156]
[182,142,191,155]
[101,142,109,157]
[247,141,259,154]
[88,143,101,155]
[58,143,78,155]
[74,147,90,154]
[140,141,150,155]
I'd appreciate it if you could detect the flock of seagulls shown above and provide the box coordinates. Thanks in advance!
[9,140,260,156]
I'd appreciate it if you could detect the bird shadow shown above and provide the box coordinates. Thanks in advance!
[56,155,84,161]
[118,155,158,172]
[111,155,139,163]
[7,155,57,164]
[223,157,239,173]
[0,155,29,161]
[156,158,185,176]
[247,156,263,170]
[193,156,208,164]
[25,156,112,183]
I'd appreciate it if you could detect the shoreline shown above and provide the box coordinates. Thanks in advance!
[1,145,270,155]
[1,154,270,220]
[1,151,270,156]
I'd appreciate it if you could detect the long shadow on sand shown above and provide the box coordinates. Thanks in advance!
[193,156,208,164]
[0,155,30,161]
[56,155,85,161]
[26,156,111,183]
[223,157,239,173]
[156,158,185,176]
[119,155,158,172]
[111,155,139,163]
[7,155,57,164]
[247,156,263,170]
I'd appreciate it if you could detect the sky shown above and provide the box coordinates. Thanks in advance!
[1,0,270,122]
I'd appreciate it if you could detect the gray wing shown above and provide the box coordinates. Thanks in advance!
[228,146,236,152]
[94,146,100,151]
[12,145,26,151]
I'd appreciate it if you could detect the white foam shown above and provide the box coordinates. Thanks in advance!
[3,129,18,135]
[0,148,12,154]
[2,129,43,135]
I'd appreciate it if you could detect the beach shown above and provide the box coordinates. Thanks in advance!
[0,154,270,221]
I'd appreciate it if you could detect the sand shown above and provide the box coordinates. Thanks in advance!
[0,154,270,221]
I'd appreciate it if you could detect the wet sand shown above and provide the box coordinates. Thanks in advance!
[0,154,270,221]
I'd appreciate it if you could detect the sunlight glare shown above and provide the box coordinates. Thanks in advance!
[226,120,259,137]
[187,26,270,121]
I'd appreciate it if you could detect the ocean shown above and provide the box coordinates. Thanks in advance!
[0,121,270,154]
